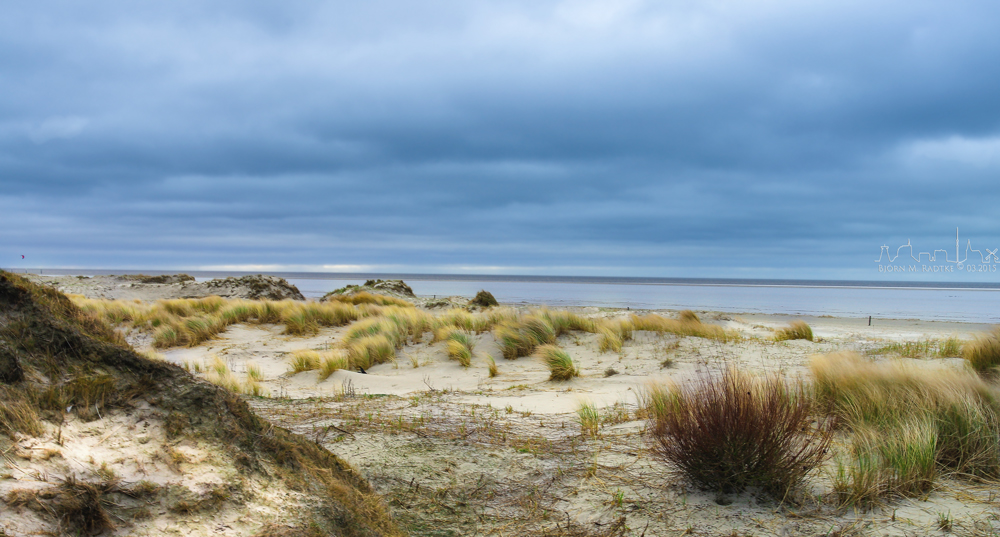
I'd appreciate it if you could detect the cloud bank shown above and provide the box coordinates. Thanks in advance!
[3,0,1000,279]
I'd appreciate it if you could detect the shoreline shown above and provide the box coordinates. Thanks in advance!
[12,266,1000,290]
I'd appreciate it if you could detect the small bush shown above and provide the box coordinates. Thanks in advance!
[469,290,499,308]
[774,321,813,342]
[536,344,579,381]
[645,368,833,496]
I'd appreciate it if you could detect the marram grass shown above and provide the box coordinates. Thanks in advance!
[289,350,321,373]
[630,313,734,341]
[812,352,1000,505]
[868,337,964,358]
[74,296,372,349]
[964,328,1000,373]
[774,320,813,342]
[318,351,349,380]
[446,332,475,367]
[536,344,579,381]
[494,316,557,360]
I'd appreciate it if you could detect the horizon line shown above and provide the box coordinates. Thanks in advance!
[9,267,1000,291]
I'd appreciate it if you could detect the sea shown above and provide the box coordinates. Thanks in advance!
[13,269,1000,324]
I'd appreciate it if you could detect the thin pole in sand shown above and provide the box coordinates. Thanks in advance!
[869,316,872,326]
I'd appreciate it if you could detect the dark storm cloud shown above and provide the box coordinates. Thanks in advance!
[3,0,1000,277]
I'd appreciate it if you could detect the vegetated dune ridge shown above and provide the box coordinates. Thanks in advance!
[25,273,305,301]
[0,271,398,537]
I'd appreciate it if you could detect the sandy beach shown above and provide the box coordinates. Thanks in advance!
[6,273,1000,536]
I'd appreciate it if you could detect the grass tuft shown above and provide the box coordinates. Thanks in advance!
[774,320,813,342]
[536,344,579,381]
[290,350,321,373]
[0,388,43,437]
[318,352,349,380]
[812,352,1000,504]
[246,363,264,382]
[868,338,965,358]
[964,328,1000,373]
[577,401,600,438]
[345,335,395,370]
[327,291,414,307]
[678,310,700,323]
[445,332,474,367]
[494,316,556,360]
[631,313,733,341]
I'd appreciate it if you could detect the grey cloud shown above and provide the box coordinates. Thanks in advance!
[3,1,1000,277]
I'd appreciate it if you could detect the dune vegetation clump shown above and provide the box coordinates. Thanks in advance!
[774,320,814,342]
[811,352,1000,506]
[75,296,373,348]
[536,345,579,381]
[644,368,833,497]
[326,291,414,308]
[318,352,349,380]
[290,350,322,373]
[630,313,733,341]
[446,332,475,367]
[678,310,700,323]
[963,328,1000,374]
[867,337,964,358]
[538,309,596,336]
[494,316,557,360]
[597,318,633,353]
[468,289,499,308]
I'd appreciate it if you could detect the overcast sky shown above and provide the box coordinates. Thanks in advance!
[3,1,1000,280]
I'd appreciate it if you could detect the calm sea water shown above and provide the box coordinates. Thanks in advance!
[16,269,1000,324]
[283,277,1000,324]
